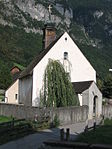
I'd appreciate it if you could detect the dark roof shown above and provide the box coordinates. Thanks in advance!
[19,33,63,79]
[11,63,25,71]
[10,66,21,71]
[72,81,93,94]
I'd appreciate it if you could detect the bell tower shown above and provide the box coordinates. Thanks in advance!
[43,24,56,49]
[42,4,56,49]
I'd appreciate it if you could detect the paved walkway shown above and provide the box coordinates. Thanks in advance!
[0,122,87,149]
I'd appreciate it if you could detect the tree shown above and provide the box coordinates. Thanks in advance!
[40,59,79,107]
[0,61,12,89]
[97,78,103,92]
[102,74,112,99]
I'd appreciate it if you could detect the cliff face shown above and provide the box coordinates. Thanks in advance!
[0,0,72,33]
[0,0,112,89]
[1,0,112,45]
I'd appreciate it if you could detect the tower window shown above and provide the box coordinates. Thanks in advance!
[15,94,18,100]
[64,52,68,60]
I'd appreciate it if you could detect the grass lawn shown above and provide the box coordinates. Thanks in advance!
[0,117,35,145]
[0,95,4,101]
[76,119,112,145]
[0,115,50,145]
[0,115,13,123]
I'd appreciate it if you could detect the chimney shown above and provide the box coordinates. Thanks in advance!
[43,23,56,49]
[10,66,21,81]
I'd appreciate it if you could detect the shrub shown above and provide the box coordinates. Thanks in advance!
[52,115,60,128]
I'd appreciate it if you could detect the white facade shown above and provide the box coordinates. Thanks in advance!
[5,79,19,104]
[32,32,96,106]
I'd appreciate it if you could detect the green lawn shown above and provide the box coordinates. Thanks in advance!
[76,119,112,145]
[0,96,5,102]
[0,115,50,145]
[0,115,13,123]
[0,117,35,145]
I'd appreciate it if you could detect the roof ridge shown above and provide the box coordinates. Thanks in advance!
[19,33,64,79]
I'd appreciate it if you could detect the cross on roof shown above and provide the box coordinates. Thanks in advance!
[48,5,52,14]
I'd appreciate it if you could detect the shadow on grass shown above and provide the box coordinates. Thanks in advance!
[76,124,112,145]
[0,122,36,145]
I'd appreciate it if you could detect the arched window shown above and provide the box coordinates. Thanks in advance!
[64,52,68,60]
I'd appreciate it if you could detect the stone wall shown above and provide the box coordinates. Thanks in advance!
[0,103,88,125]
[102,105,112,119]
[0,103,41,120]
[51,106,88,125]
[44,140,112,149]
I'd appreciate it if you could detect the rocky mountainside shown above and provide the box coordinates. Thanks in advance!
[0,0,112,89]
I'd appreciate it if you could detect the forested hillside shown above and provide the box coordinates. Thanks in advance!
[0,0,112,89]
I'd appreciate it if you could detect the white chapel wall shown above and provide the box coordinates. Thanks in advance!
[32,32,96,106]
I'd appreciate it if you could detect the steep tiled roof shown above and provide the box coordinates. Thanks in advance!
[72,81,93,94]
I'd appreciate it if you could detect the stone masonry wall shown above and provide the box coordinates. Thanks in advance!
[102,105,112,119]
[0,103,88,125]
[51,106,88,125]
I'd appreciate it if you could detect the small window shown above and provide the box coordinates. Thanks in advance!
[65,37,67,41]
[64,52,68,60]
[15,94,18,100]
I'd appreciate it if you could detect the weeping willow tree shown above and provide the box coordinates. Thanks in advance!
[40,59,79,107]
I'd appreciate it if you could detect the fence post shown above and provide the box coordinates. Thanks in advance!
[66,128,70,141]
[102,115,104,125]
[93,122,96,131]
[60,128,64,141]
[11,118,14,128]
[84,125,88,133]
